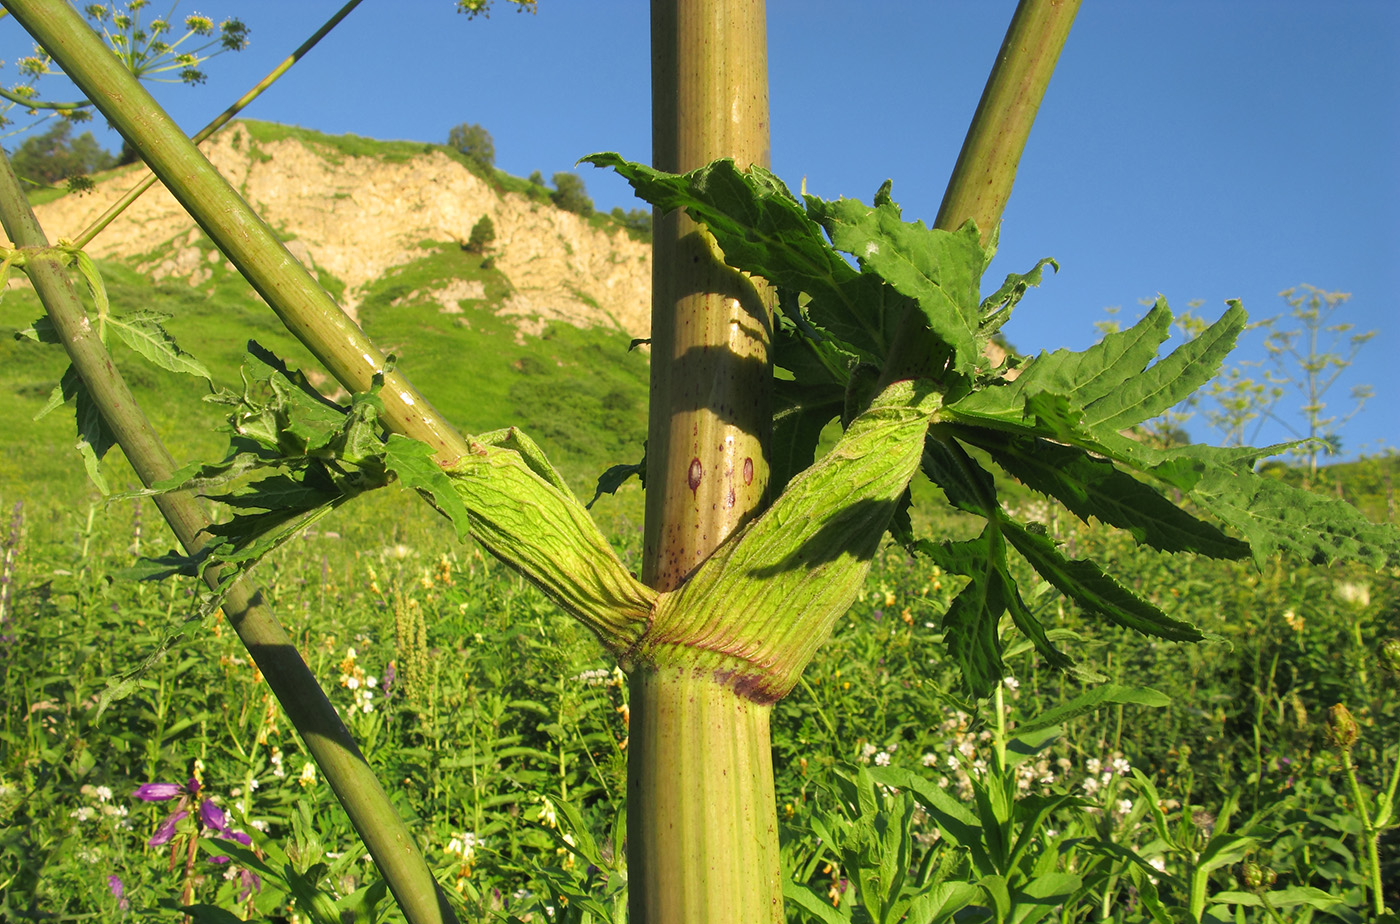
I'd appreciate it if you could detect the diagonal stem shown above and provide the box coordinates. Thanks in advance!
[881,0,1081,385]
[71,0,364,250]
[4,0,468,464]
[0,149,458,924]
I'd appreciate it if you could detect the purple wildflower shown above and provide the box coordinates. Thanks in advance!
[132,777,250,853]
[107,873,130,910]
[236,866,262,901]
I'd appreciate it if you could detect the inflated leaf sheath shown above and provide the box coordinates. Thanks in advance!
[638,380,942,703]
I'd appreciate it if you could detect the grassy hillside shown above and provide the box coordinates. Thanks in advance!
[0,249,649,513]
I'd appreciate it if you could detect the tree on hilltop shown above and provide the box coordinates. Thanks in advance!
[7,120,114,186]
[447,122,495,173]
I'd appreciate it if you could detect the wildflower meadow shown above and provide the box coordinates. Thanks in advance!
[1,483,1396,920]
[0,1,1397,922]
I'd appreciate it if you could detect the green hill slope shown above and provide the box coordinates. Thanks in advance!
[0,122,651,513]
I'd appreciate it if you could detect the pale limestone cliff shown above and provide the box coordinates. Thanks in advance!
[30,122,652,338]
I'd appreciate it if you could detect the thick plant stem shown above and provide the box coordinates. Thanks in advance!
[636,1,780,921]
[0,153,457,924]
[882,0,1080,384]
[628,666,781,922]
[645,0,773,591]
[3,0,469,466]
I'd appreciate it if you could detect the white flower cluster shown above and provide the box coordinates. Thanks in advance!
[338,647,379,714]
[1080,753,1132,795]
[573,666,626,688]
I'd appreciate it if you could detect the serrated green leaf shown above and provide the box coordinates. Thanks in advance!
[947,301,1173,429]
[113,547,210,582]
[107,311,212,381]
[34,362,80,420]
[917,527,1009,698]
[979,257,1058,336]
[586,449,646,510]
[1012,684,1170,738]
[15,314,61,343]
[1191,464,1400,569]
[920,431,999,516]
[773,318,857,385]
[383,434,472,539]
[209,473,337,512]
[964,428,1249,559]
[75,374,116,495]
[1000,519,1203,642]
[585,153,898,360]
[808,195,985,375]
[1083,300,1245,430]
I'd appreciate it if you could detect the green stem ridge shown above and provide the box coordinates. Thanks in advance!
[627,666,782,923]
[0,150,457,924]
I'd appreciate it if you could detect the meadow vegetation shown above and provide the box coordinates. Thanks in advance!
[0,452,1395,921]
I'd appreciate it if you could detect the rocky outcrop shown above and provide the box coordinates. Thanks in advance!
[30,122,653,338]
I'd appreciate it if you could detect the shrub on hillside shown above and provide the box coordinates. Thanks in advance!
[610,206,652,239]
[550,171,593,217]
[466,215,496,254]
[8,121,115,186]
[447,122,495,173]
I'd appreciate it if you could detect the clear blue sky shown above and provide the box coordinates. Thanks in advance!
[3,2,1396,459]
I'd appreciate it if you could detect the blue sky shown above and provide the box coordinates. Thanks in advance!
[3,2,1396,459]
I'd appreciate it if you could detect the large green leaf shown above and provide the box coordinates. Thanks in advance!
[585,154,895,357]
[917,528,1010,698]
[107,310,212,382]
[1082,300,1245,430]
[964,428,1248,559]
[1191,464,1400,569]
[945,300,1245,435]
[807,194,985,375]
[1012,683,1171,738]
[999,519,1202,642]
[946,301,1173,428]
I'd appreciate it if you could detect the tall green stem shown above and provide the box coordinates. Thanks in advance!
[935,0,1081,238]
[634,1,779,920]
[0,151,457,924]
[627,667,780,920]
[645,0,773,589]
[1342,750,1387,916]
[882,0,1080,384]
